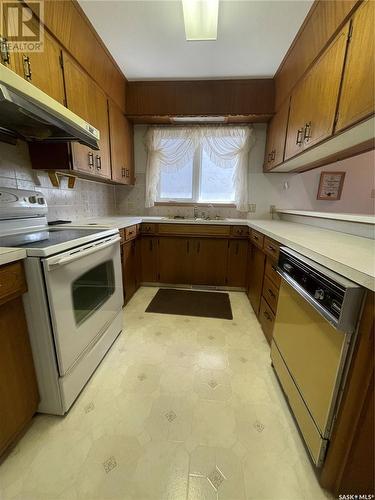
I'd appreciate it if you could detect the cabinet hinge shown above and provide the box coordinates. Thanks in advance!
[347,22,353,42]
[333,111,339,128]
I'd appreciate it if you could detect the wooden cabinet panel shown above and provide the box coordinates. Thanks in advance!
[158,237,192,284]
[247,244,266,316]
[264,98,290,170]
[15,19,65,104]
[336,1,375,132]
[262,275,279,315]
[0,297,39,456]
[140,237,158,283]
[140,223,157,235]
[250,230,264,250]
[0,261,26,305]
[0,0,19,72]
[122,240,137,305]
[226,239,248,287]
[63,53,111,178]
[259,297,275,344]
[285,25,349,161]
[263,237,280,260]
[275,0,358,110]
[109,101,134,184]
[265,256,281,288]
[191,239,228,286]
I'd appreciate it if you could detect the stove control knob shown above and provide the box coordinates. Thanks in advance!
[283,263,293,273]
[28,196,37,204]
[37,197,45,205]
[314,288,325,300]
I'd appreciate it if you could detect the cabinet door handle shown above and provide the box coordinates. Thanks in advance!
[125,168,130,178]
[22,55,32,80]
[0,37,10,64]
[267,153,272,163]
[303,121,312,142]
[271,149,276,161]
[96,155,102,170]
[267,245,276,253]
[88,151,94,168]
[296,128,304,146]
[121,167,125,178]
[268,288,276,299]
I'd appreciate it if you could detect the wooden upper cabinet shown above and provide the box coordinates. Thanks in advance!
[63,52,111,179]
[275,0,359,110]
[264,98,290,170]
[285,25,349,161]
[109,101,134,185]
[335,1,375,132]
[0,0,18,72]
[14,19,65,104]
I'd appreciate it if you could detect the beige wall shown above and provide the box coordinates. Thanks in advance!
[0,141,116,221]
[116,125,375,218]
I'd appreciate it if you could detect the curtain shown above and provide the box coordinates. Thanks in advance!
[144,125,255,211]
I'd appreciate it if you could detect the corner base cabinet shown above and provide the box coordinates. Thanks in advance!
[0,261,39,458]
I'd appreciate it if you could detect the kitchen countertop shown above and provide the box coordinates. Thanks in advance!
[66,215,375,291]
[0,247,27,266]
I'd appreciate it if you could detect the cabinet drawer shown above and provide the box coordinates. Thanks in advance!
[140,223,156,234]
[0,262,27,305]
[158,224,231,237]
[125,225,137,241]
[259,297,275,345]
[263,237,280,260]
[262,275,279,314]
[250,230,264,249]
[231,225,249,238]
[119,228,125,244]
[265,256,281,288]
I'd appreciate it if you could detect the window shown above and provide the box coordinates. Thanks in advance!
[157,145,236,204]
[146,125,253,211]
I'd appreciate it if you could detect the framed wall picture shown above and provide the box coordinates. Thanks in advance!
[317,171,346,200]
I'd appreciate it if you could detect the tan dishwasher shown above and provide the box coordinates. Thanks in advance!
[271,247,364,467]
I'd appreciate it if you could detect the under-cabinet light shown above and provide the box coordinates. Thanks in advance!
[171,116,226,123]
[182,0,219,41]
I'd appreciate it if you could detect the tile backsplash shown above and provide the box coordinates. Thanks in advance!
[0,141,116,221]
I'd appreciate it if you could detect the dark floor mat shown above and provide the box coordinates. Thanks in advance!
[145,288,233,320]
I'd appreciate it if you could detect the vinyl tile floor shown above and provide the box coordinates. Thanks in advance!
[0,288,333,500]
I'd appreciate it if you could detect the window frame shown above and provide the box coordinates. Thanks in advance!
[156,145,236,205]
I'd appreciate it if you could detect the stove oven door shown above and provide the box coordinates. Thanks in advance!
[42,234,123,376]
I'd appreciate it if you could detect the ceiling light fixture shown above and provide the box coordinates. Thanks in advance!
[182,0,219,41]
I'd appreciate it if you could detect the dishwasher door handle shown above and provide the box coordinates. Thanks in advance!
[277,268,341,331]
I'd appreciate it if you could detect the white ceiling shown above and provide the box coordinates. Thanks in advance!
[79,0,313,81]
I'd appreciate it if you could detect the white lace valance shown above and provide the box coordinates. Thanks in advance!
[145,125,255,211]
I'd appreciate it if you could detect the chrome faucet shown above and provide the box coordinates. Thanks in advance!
[193,206,199,219]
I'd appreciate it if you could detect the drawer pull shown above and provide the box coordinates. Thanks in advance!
[23,55,32,80]
[263,310,272,321]
[0,36,10,64]
[88,151,94,168]
[268,288,276,299]
[304,121,312,142]
[268,245,276,253]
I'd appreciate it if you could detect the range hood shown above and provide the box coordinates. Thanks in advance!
[0,65,99,150]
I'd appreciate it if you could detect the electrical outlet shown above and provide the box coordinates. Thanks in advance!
[248,204,256,213]
[270,205,276,214]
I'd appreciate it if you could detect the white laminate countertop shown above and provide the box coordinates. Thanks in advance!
[66,216,375,291]
[276,209,375,225]
[0,247,26,266]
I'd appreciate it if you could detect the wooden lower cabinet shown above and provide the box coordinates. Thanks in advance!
[247,244,266,315]
[259,297,275,344]
[226,239,248,287]
[158,237,192,284]
[140,236,158,283]
[0,263,39,457]
[191,238,228,286]
[121,240,138,305]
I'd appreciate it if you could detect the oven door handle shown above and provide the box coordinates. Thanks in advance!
[46,236,121,270]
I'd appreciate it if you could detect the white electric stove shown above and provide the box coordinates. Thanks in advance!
[0,187,124,415]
